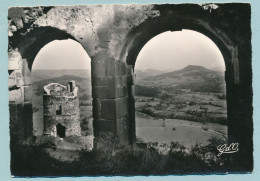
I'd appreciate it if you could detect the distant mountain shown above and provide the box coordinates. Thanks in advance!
[31,69,91,83]
[145,65,220,81]
[33,74,91,97]
[136,65,225,93]
[134,69,166,79]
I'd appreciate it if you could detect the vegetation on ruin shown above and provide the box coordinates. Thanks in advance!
[11,136,238,176]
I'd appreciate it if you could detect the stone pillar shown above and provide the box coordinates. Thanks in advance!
[92,51,132,147]
[127,65,136,145]
[226,56,253,171]
[8,49,33,140]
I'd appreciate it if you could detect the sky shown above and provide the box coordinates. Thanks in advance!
[32,39,91,70]
[32,29,225,71]
[135,30,225,71]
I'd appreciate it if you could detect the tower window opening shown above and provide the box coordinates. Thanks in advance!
[56,105,62,115]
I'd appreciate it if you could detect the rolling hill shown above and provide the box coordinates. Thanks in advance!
[31,69,91,83]
[134,69,166,79]
[33,74,91,98]
[136,65,226,93]
[144,65,221,81]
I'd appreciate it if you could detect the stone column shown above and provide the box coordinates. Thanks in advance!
[127,66,136,145]
[91,50,132,147]
[8,49,33,140]
[226,56,253,171]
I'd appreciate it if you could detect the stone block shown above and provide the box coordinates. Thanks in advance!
[126,75,134,85]
[9,103,26,139]
[91,60,116,77]
[115,97,129,119]
[16,78,23,88]
[115,76,127,87]
[8,78,16,88]
[15,70,23,79]
[126,65,133,75]
[92,76,116,87]
[17,77,32,87]
[93,86,127,99]
[92,86,116,99]
[23,86,32,102]
[92,76,128,87]
[100,99,117,120]
[93,119,116,133]
[91,50,114,62]
[116,118,130,145]
[131,85,135,96]
[132,74,136,84]
[116,118,128,134]
[116,61,127,77]
[8,60,19,70]
[24,102,33,137]
[92,98,101,119]
[100,97,129,120]
[118,86,127,98]
[21,59,31,77]
[9,88,23,103]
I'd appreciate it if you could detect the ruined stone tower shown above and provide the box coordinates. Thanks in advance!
[43,80,81,138]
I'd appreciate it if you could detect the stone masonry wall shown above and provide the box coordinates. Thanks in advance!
[43,91,81,137]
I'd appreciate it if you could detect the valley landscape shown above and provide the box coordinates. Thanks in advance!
[31,65,227,148]
[134,65,227,147]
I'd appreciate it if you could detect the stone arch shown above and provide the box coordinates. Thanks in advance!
[119,15,239,145]
[120,16,238,84]
[14,26,86,71]
[8,26,92,139]
[9,26,93,104]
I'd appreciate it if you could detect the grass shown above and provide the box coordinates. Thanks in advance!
[11,135,235,176]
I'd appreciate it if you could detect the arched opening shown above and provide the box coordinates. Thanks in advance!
[56,123,66,138]
[119,16,239,146]
[132,30,228,147]
[31,39,93,137]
